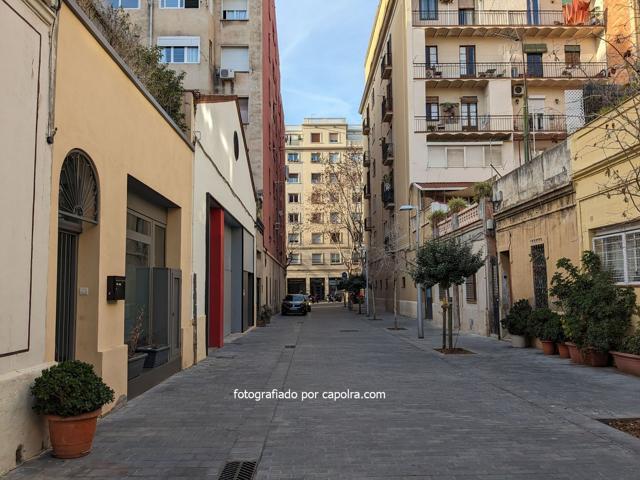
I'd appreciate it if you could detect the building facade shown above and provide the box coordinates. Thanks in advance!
[0,0,56,473]
[285,119,364,300]
[126,0,286,315]
[361,0,608,318]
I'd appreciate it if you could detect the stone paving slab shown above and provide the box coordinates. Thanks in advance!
[5,304,640,479]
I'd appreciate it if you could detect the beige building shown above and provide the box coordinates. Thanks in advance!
[360,0,608,319]
[285,119,364,299]
[1,0,56,473]
[125,0,287,315]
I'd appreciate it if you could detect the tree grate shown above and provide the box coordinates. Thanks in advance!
[218,461,257,480]
[340,329,360,333]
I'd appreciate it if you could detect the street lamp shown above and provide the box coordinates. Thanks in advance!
[399,203,424,339]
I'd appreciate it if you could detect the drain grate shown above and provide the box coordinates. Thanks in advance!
[218,461,257,480]
[284,345,296,349]
[340,329,360,333]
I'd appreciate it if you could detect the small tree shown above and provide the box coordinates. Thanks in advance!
[411,238,484,350]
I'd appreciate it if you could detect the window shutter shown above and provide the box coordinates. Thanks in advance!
[221,46,250,71]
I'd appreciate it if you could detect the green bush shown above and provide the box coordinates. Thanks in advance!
[501,299,532,336]
[529,308,562,341]
[538,311,564,342]
[550,251,637,352]
[619,331,640,355]
[31,361,114,417]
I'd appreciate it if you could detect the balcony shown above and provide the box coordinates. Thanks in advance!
[415,115,513,140]
[513,114,568,140]
[382,141,394,166]
[382,96,393,123]
[413,62,609,87]
[435,202,493,238]
[382,181,394,209]
[362,117,370,135]
[364,184,371,199]
[411,9,604,38]
[381,51,393,79]
[362,152,370,167]
[365,217,373,231]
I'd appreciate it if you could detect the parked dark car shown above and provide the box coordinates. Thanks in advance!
[282,294,308,316]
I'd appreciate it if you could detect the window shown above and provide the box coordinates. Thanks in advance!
[288,193,300,203]
[329,173,338,184]
[288,213,300,223]
[238,97,249,124]
[461,100,478,130]
[311,173,322,184]
[459,8,475,25]
[288,233,300,244]
[402,277,406,288]
[289,253,301,265]
[593,230,640,284]
[222,0,248,19]
[111,0,139,8]
[311,191,323,203]
[484,146,503,167]
[311,213,323,224]
[331,253,342,265]
[221,46,250,72]
[447,148,465,167]
[426,46,438,66]
[312,253,324,265]
[420,0,437,20]
[311,153,321,163]
[465,274,477,303]
[459,45,476,77]
[351,212,360,223]
[329,133,339,143]
[288,152,300,163]
[329,153,340,163]
[330,232,342,243]
[288,173,300,183]
[160,0,198,8]
[426,96,439,121]
[158,37,200,64]
[330,212,340,224]
[312,233,323,244]
[311,133,321,143]
[565,45,581,66]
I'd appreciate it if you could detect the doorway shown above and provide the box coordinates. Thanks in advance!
[527,53,544,78]
[310,278,325,301]
[55,224,80,362]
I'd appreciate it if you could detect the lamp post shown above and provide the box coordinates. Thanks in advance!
[399,203,424,339]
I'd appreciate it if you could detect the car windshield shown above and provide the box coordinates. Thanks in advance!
[285,294,305,302]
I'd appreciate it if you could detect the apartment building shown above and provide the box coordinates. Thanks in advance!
[124,0,286,314]
[285,119,364,300]
[360,0,609,319]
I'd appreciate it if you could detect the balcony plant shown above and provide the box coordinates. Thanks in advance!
[550,252,637,367]
[500,299,532,348]
[31,361,114,459]
[447,197,468,215]
[127,308,148,380]
[473,181,493,202]
[530,308,563,355]
[611,331,640,377]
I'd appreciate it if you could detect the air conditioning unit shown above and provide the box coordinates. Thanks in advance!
[219,68,235,80]
[512,85,525,97]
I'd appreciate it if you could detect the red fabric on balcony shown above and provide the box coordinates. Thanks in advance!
[562,0,590,25]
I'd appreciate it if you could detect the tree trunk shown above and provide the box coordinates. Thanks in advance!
[371,286,377,319]
[393,276,398,329]
[453,283,461,329]
[447,288,454,350]
[441,302,447,350]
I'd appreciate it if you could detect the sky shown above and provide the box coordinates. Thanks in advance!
[275,0,378,126]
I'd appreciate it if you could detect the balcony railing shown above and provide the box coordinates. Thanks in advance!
[513,114,567,132]
[365,218,373,231]
[382,182,394,208]
[382,141,394,166]
[414,62,609,80]
[382,96,393,123]
[382,52,393,79]
[415,115,514,133]
[363,117,370,135]
[362,152,370,167]
[412,9,603,27]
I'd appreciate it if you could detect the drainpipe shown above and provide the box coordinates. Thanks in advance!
[148,0,153,48]
[46,0,62,145]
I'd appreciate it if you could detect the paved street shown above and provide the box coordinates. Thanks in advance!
[7,303,640,480]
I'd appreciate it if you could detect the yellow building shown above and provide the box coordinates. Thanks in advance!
[571,95,640,302]
[360,0,608,318]
[285,119,364,299]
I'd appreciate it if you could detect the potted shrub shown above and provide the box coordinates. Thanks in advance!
[501,299,532,348]
[447,197,468,215]
[611,330,640,376]
[531,308,563,355]
[31,361,114,459]
[135,344,170,369]
[551,252,637,367]
[557,317,570,359]
[127,308,148,380]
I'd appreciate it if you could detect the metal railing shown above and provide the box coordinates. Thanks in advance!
[382,182,394,206]
[382,142,394,166]
[382,96,394,120]
[513,114,567,132]
[414,62,609,80]
[412,9,603,27]
[382,52,393,78]
[415,115,514,133]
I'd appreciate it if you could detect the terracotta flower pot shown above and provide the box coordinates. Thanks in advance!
[557,342,570,359]
[566,342,585,364]
[46,409,101,459]
[587,349,609,367]
[541,340,556,355]
[611,351,640,376]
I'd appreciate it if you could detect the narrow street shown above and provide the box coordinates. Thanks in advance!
[8,304,640,480]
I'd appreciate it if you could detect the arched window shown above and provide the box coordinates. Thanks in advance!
[59,150,99,224]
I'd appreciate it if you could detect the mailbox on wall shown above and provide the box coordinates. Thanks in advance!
[107,276,126,301]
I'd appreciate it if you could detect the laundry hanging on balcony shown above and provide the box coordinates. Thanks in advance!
[562,0,590,25]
